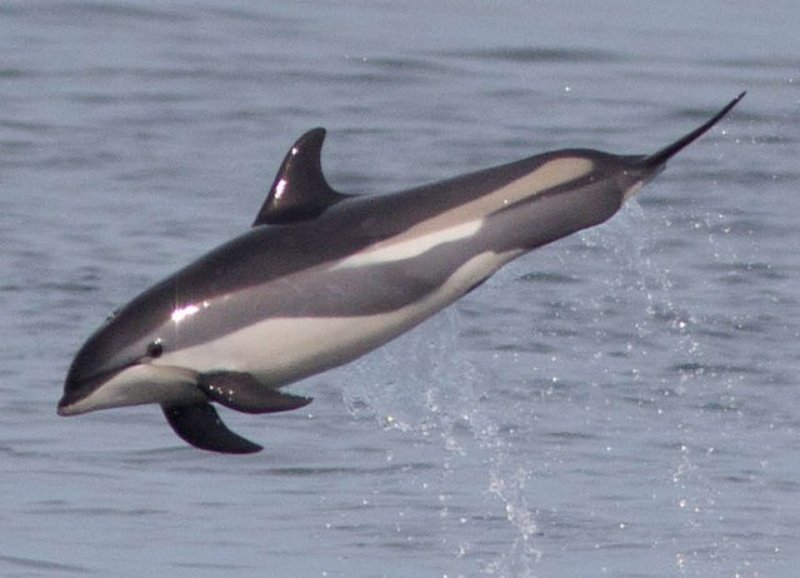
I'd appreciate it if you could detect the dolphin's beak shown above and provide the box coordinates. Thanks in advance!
[58,360,205,416]
[57,394,77,416]
[57,387,89,416]
[57,399,81,416]
[57,366,126,416]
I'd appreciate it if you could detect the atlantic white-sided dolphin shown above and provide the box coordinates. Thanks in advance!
[58,93,745,453]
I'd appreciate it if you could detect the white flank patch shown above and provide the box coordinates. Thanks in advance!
[159,250,520,387]
[335,219,484,269]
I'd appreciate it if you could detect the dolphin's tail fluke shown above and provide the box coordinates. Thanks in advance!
[638,91,745,170]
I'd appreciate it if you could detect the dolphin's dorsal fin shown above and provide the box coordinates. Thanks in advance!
[252,128,345,226]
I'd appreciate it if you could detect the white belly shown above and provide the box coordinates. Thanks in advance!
[158,250,518,386]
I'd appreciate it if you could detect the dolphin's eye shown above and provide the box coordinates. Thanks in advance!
[147,341,163,358]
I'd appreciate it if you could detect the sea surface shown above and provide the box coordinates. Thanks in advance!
[1,1,798,577]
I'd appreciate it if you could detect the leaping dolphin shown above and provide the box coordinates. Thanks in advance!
[58,93,745,453]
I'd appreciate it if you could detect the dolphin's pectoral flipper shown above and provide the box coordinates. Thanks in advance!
[198,371,313,414]
[162,403,263,454]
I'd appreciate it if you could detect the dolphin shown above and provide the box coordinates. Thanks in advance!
[58,93,745,453]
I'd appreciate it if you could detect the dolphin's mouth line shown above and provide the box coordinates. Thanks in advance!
[57,365,133,415]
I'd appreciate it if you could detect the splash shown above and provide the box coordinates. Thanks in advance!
[340,306,543,576]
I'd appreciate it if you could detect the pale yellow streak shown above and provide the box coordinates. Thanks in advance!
[337,157,594,269]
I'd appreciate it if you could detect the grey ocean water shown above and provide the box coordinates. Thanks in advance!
[1,1,798,576]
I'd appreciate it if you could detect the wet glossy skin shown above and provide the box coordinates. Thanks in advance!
[58,93,745,452]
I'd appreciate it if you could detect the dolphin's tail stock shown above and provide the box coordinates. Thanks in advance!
[637,91,745,170]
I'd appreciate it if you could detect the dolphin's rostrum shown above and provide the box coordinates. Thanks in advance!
[58,93,745,453]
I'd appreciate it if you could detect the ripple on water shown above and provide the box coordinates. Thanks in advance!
[0,555,91,575]
[438,46,623,64]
